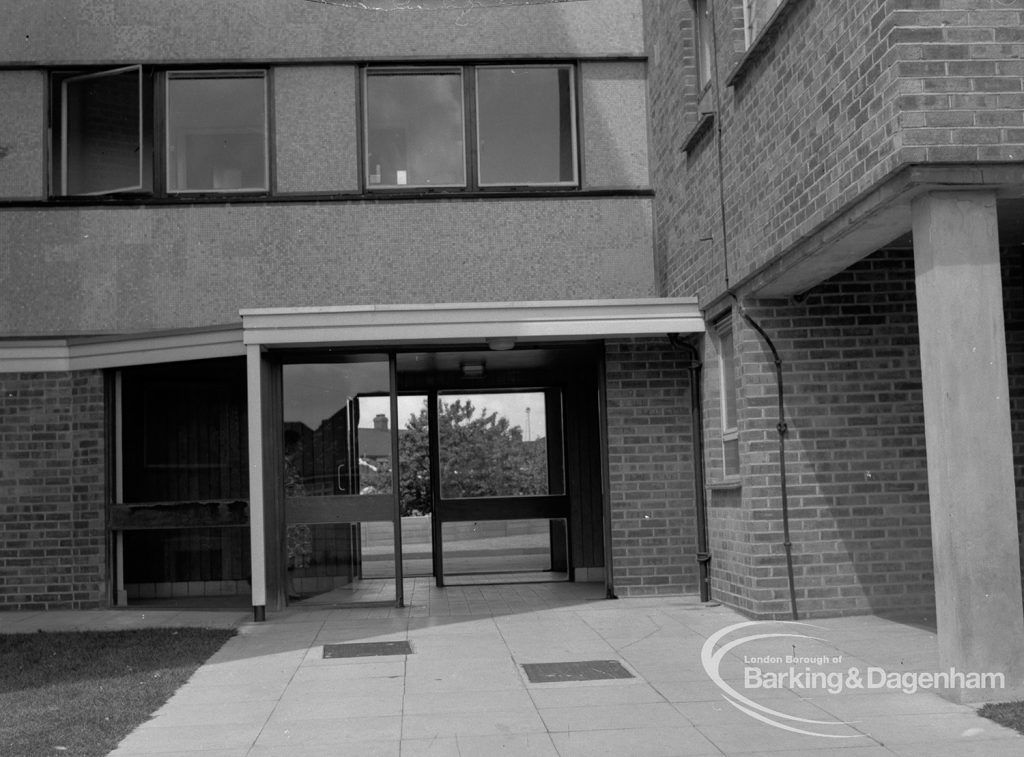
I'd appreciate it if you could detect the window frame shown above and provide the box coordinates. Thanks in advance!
[692,0,713,93]
[362,66,469,191]
[362,62,580,194]
[474,64,579,189]
[164,69,270,196]
[59,65,145,197]
[51,65,271,199]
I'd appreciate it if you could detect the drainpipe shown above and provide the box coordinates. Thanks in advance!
[734,304,798,621]
[668,334,711,602]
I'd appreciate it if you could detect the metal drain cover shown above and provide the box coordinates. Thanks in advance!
[323,641,413,659]
[521,660,634,683]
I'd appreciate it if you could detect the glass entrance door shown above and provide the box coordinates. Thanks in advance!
[433,389,569,585]
[281,356,401,606]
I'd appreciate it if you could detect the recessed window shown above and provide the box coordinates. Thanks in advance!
[365,70,466,189]
[364,64,578,191]
[52,67,268,197]
[166,72,269,193]
[476,66,576,186]
[716,314,740,478]
[743,0,785,47]
[693,0,713,91]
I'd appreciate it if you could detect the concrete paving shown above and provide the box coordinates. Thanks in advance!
[3,581,1023,756]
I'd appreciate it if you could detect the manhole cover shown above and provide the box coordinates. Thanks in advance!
[323,641,413,659]
[521,660,634,683]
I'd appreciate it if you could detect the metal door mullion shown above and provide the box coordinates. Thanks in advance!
[389,353,404,608]
[428,389,444,587]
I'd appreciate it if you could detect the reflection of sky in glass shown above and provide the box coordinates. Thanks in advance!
[366,72,465,187]
[477,67,574,185]
[283,362,390,430]
[362,392,546,441]
[166,75,266,191]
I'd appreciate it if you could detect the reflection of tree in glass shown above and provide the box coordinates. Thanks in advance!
[361,399,548,516]
[283,430,312,570]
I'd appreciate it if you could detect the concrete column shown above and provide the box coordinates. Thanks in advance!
[245,344,267,621]
[912,190,1024,701]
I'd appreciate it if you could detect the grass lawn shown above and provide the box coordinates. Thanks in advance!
[978,701,1024,735]
[0,627,236,757]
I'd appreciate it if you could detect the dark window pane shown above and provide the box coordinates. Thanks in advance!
[719,322,738,430]
[695,0,713,89]
[166,74,267,192]
[477,67,576,186]
[63,66,143,195]
[366,71,465,188]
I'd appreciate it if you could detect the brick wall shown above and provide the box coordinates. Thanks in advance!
[0,370,107,610]
[896,1,1024,164]
[645,0,902,302]
[605,338,699,596]
[644,0,1024,305]
[703,250,934,618]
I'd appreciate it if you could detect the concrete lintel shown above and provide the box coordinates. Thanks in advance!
[745,163,1024,299]
[241,298,704,347]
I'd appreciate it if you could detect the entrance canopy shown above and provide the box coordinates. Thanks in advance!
[241,298,704,348]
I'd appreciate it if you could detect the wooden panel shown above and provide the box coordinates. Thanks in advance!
[120,357,248,503]
[286,493,394,524]
[563,354,604,568]
[122,526,249,583]
[110,500,249,530]
[439,495,569,523]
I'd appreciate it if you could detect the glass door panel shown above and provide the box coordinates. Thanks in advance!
[437,391,552,499]
[434,390,569,584]
[282,356,399,605]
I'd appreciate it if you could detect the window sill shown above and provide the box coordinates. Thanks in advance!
[708,478,742,492]
[681,111,715,157]
[725,0,802,89]
[14,187,654,209]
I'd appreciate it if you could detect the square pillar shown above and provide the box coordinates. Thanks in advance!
[245,345,268,620]
[912,190,1024,701]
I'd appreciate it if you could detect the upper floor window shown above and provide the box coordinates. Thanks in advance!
[743,0,784,47]
[365,69,466,189]
[52,67,268,197]
[166,72,268,193]
[693,0,713,91]
[364,64,578,191]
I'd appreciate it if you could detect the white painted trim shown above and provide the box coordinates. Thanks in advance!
[246,344,267,609]
[241,298,704,346]
[0,299,705,372]
[0,326,244,373]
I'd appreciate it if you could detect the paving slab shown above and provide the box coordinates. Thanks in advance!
[6,580,1024,757]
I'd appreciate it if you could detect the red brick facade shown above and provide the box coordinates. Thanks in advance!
[645,0,1024,303]
[605,338,700,596]
[705,251,935,618]
[644,0,1024,620]
[0,370,107,609]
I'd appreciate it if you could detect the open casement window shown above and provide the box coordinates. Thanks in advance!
[166,71,269,193]
[716,315,740,478]
[743,0,785,47]
[60,66,145,196]
[475,65,577,187]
